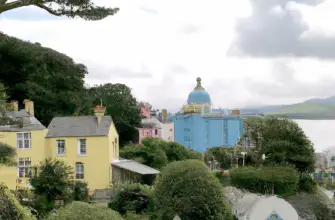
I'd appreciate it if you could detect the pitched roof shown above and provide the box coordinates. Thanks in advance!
[46,116,112,138]
[0,110,46,132]
[112,159,160,175]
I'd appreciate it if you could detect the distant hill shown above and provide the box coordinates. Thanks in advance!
[241,95,335,119]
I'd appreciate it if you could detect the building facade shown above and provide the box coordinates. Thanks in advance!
[173,77,258,152]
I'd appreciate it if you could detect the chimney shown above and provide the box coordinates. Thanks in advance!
[94,105,106,125]
[9,100,18,111]
[23,99,34,116]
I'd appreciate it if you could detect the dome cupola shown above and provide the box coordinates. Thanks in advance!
[187,77,211,104]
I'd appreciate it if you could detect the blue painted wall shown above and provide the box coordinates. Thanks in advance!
[173,114,244,152]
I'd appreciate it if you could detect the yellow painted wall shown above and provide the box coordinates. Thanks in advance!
[0,129,48,189]
[45,135,115,190]
[109,122,119,162]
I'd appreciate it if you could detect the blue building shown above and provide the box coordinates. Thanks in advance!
[172,77,257,152]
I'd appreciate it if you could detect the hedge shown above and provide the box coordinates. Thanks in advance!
[153,160,233,220]
[109,182,154,215]
[0,183,35,220]
[230,166,299,196]
[44,201,123,220]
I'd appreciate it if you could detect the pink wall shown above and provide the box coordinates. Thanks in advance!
[138,127,162,143]
[140,106,151,119]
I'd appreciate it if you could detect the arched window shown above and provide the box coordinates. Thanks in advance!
[76,162,84,179]
[115,138,118,156]
[266,212,283,220]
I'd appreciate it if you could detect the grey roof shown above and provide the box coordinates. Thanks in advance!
[0,110,46,132]
[141,117,163,129]
[46,116,112,138]
[112,159,160,175]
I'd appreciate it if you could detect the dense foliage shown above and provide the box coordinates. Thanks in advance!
[0,33,87,126]
[30,158,74,205]
[230,166,299,196]
[243,116,315,173]
[0,35,143,146]
[73,182,89,202]
[0,183,35,220]
[109,183,154,215]
[120,138,202,170]
[0,142,16,166]
[153,160,233,220]
[44,201,123,220]
[88,83,142,146]
[0,0,119,20]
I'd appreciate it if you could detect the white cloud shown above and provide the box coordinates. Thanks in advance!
[1,0,335,110]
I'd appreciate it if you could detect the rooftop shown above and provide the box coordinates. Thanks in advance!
[46,116,112,138]
[112,159,160,175]
[0,110,45,132]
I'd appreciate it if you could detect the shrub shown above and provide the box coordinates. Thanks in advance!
[109,183,154,215]
[73,182,89,202]
[0,183,35,220]
[44,201,123,220]
[153,160,233,220]
[230,166,299,196]
[214,171,231,186]
[298,174,317,193]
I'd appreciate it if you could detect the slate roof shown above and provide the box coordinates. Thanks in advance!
[45,116,112,138]
[112,159,160,175]
[0,110,46,132]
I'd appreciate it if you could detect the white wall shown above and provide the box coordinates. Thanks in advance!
[162,123,174,142]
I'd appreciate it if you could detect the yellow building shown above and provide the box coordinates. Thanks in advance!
[0,100,47,189]
[45,105,119,190]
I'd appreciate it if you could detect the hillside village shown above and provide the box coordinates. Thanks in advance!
[2,1,335,220]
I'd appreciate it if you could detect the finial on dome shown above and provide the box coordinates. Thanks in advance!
[194,77,204,90]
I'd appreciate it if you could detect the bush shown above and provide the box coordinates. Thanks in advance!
[298,174,317,193]
[0,183,35,220]
[230,166,299,196]
[44,201,123,220]
[214,171,231,186]
[73,182,89,202]
[153,160,233,220]
[109,183,154,215]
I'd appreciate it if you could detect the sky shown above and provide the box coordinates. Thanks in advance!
[1,0,335,112]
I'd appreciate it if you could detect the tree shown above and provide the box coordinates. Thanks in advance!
[0,142,16,166]
[0,0,119,21]
[153,160,233,220]
[244,116,315,173]
[88,83,142,146]
[30,158,74,205]
[0,33,88,126]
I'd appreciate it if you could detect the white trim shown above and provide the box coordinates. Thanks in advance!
[16,132,31,149]
[77,139,87,156]
[56,140,66,156]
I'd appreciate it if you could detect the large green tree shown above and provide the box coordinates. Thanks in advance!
[88,83,142,146]
[243,116,315,173]
[0,33,88,126]
[0,0,119,20]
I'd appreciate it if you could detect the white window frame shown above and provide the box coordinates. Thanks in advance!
[56,140,66,156]
[17,157,31,178]
[76,162,84,179]
[77,139,87,156]
[16,132,31,149]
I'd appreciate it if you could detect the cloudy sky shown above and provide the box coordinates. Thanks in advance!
[1,0,335,112]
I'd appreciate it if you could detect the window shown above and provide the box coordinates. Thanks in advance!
[78,139,86,155]
[115,138,118,157]
[169,129,173,132]
[17,133,31,149]
[155,129,158,135]
[56,140,65,156]
[76,162,84,179]
[18,158,31,178]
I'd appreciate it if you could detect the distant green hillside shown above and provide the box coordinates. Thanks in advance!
[267,103,335,117]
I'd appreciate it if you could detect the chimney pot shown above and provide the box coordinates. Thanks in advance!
[23,99,34,116]
[94,105,106,124]
[10,100,18,111]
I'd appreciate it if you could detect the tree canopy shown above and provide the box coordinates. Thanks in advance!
[0,33,88,126]
[243,116,315,173]
[153,160,233,220]
[0,142,16,166]
[88,83,142,146]
[0,0,119,21]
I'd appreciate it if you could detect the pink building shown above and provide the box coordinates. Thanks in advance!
[137,102,164,143]
[138,117,163,143]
